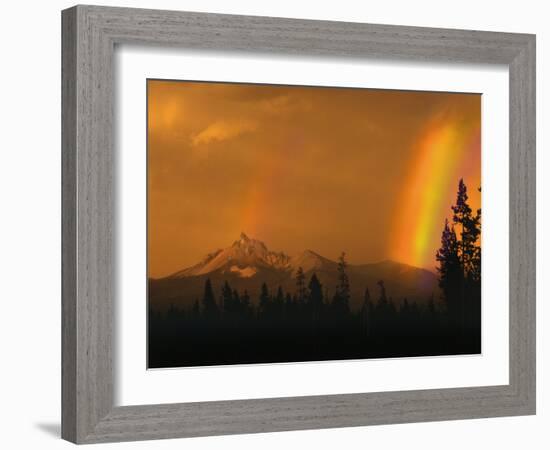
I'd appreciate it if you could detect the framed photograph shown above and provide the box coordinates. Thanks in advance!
[62,5,536,444]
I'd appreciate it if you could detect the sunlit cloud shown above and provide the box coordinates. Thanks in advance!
[191,119,258,146]
[257,94,311,115]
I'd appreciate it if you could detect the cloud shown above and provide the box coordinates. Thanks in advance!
[191,119,257,146]
[257,95,312,115]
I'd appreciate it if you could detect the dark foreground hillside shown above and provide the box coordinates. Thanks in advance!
[148,306,481,368]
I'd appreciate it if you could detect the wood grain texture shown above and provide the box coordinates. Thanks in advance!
[61,4,536,444]
[61,7,77,443]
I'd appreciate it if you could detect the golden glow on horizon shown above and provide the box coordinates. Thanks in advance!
[147,80,481,278]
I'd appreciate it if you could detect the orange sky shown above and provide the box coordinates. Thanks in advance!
[148,80,481,278]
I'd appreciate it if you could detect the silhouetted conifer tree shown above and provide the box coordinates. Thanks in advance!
[470,187,482,284]
[192,299,200,317]
[232,289,241,314]
[221,281,233,315]
[452,179,480,280]
[308,273,324,320]
[387,297,397,317]
[241,290,251,316]
[275,286,285,304]
[410,301,419,318]
[401,298,410,315]
[332,252,350,316]
[201,278,218,318]
[377,280,388,304]
[437,179,482,331]
[284,292,294,316]
[259,282,270,317]
[374,280,392,334]
[436,218,462,324]
[272,286,284,318]
[295,267,306,304]
[360,287,373,334]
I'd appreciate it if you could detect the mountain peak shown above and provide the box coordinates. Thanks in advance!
[170,233,291,278]
[302,249,322,257]
[167,235,436,283]
[290,249,334,273]
[232,232,268,253]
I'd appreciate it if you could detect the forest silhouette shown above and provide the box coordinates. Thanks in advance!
[149,179,481,368]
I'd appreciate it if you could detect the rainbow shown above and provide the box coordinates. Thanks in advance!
[391,110,481,270]
[237,99,481,272]
[239,139,294,238]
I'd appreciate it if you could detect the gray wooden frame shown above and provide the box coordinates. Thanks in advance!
[62,4,536,444]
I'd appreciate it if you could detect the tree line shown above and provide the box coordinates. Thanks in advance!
[149,179,481,367]
[436,178,481,332]
[190,252,354,320]
[157,179,480,332]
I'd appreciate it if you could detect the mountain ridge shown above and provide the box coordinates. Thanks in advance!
[167,232,292,279]
[149,233,439,311]
[162,233,436,279]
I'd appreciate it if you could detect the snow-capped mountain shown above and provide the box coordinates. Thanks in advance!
[169,233,291,278]
[149,233,439,311]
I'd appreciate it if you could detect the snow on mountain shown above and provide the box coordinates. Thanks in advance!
[167,234,435,284]
[229,265,258,278]
[168,249,224,278]
[168,233,291,278]
[149,233,439,312]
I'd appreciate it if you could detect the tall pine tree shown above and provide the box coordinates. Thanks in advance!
[201,278,218,318]
[295,267,307,304]
[451,178,480,280]
[332,252,350,316]
[259,282,270,317]
[221,281,233,315]
[360,287,373,335]
[308,273,324,320]
[437,179,482,330]
[436,218,462,325]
